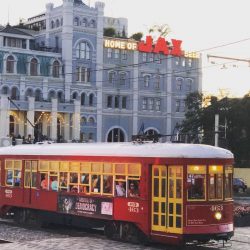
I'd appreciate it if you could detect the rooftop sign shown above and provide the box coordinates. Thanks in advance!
[104,35,199,58]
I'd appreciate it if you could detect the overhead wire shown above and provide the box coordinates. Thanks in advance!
[60,36,250,76]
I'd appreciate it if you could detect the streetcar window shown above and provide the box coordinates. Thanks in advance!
[79,173,89,193]
[59,172,68,191]
[5,160,22,187]
[225,165,233,199]
[37,161,141,196]
[40,173,49,190]
[6,170,13,185]
[91,174,101,193]
[24,161,37,189]
[208,165,223,200]
[51,176,58,191]
[187,165,206,200]
[128,180,139,197]
[69,172,79,192]
[169,179,174,198]
[115,179,126,196]
[103,175,113,194]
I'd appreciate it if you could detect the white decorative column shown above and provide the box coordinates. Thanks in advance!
[18,111,25,137]
[50,98,58,141]
[72,100,80,140]
[20,76,26,101]
[62,0,74,101]
[63,113,70,141]
[27,96,35,138]
[95,1,105,142]
[132,51,139,136]
[0,95,10,138]
[0,36,4,47]
[42,113,48,137]
[42,78,48,101]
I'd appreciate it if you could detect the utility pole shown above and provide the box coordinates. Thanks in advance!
[215,114,219,147]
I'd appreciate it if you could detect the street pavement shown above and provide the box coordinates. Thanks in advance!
[0,223,249,250]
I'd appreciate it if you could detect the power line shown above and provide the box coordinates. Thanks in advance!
[60,36,250,76]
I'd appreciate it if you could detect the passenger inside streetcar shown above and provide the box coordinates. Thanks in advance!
[91,175,100,192]
[51,177,58,191]
[115,181,126,196]
[41,174,49,190]
[128,181,139,197]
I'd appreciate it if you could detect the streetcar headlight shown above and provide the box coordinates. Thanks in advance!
[214,212,222,220]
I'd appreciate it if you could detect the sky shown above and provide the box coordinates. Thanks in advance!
[1,0,250,97]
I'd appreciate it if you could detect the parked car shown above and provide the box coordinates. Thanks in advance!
[233,178,247,193]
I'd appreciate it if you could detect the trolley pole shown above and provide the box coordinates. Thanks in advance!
[215,114,219,147]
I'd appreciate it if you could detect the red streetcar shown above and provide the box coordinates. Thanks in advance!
[0,142,234,245]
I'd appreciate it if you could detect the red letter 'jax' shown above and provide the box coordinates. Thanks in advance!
[171,39,182,56]
[153,37,169,55]
[138,36,153,52]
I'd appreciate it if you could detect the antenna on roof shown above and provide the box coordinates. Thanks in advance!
[7,4,10,25]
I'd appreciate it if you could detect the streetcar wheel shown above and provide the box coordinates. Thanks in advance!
[137,228,149,245]
[13,208,27,225]
[104,222,116,239]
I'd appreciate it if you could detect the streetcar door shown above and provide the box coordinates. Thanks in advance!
[23,160,38,205]
[167,166,183,234]
[151,165,167,232]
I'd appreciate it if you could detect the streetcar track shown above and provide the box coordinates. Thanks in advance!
[1,219,250,249]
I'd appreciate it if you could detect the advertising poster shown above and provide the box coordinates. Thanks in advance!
[58,194,113,219]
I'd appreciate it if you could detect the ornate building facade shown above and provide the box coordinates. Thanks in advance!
[0,0,201,143]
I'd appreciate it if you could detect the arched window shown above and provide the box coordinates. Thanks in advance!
[34,89,42,101]
[88,133,94,141]
[88,117,95,124]
[56,19,60,27]
[186,79,193,92]
[89,19,96,28]
[176,78,183,91]
[145,129,158,136]
[107,128,125,142]
[11,87,19,100]
[89,93,94,106]
[76,41,91,59]
[80,117,87,125]
[119,73,126,85]
[143,75,150,88]
[25,88,33,100]
[48,90,56,101]
[2,86,9,95]
[30,58,38,76]
[6,55,15,73]
[108,71,115,84]
[72,92,78,100]
[82,18,87,27]
[74,17,79,26]
[57,92,64,103]
[51,20,55,29]
[52,60,60,78]
[81,93,86,105]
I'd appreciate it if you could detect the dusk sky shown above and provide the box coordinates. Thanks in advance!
[1,0,250,97]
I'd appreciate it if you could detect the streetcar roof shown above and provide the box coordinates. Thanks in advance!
[0,142,233,159]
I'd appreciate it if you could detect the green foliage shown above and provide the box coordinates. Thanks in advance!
[103,27,116,37]
[180,92,250,167]
[180,92,204,143]
[130,32,143,41]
